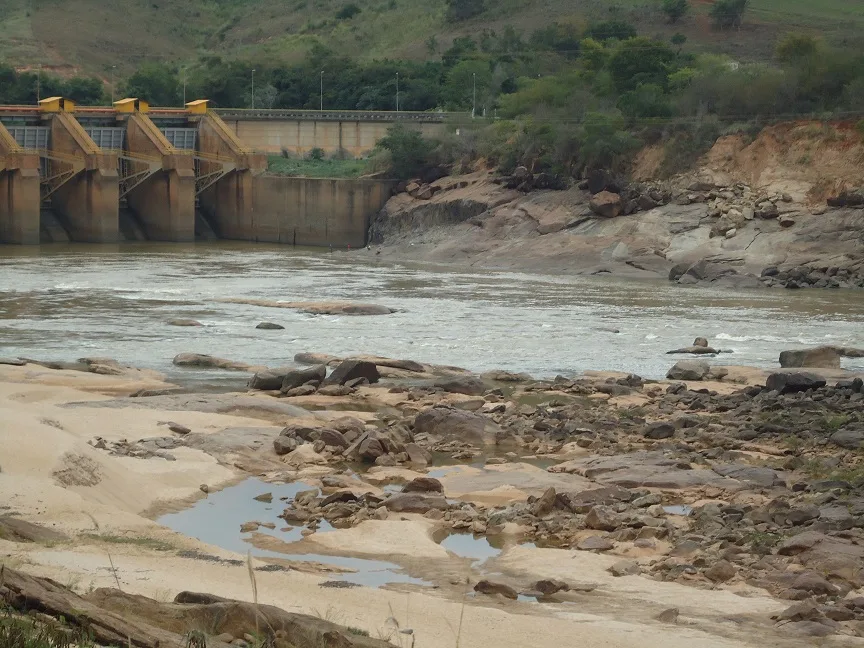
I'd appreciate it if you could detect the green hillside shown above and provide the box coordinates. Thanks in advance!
[3,0,863,79]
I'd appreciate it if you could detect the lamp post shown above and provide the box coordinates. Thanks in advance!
[320,70,324,111]
[395,72,399,112]
[110,65,116,104]
[182,67,187,106]
[36,64,41,103]
[251,69,256,109]
[472,72,476,118]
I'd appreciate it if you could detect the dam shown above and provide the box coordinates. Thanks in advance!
[0,100,416,246]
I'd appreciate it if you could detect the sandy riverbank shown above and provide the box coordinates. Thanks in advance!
[1,362,861,648]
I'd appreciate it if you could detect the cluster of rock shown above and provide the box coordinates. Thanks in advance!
[279,476,448,531]
[760,263,864,290]
[249,359,380,397]
[827,188,864,208]
[699,181,801,238]
[582,170,671,219]
[493,166,568,192]
[272,416,431,469]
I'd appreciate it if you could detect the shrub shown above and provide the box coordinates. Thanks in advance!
[446,0,484,22]
[710,0,748,30]
[335,3,361,19]
[584,20,637,43]
[661,0,689,24]
[375,124,436,179]
[307,147,325,161]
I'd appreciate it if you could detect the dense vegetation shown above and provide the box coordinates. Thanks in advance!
[2,0,864,177]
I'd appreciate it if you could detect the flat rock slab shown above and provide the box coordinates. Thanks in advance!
[62,393,313,420]
[0,357,26,366]
[551,452,744,490]
[216,298,396,315]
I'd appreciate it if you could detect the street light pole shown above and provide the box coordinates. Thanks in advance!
[472,72,476,118]
[36,65,41,103]
[110,65,116,104]
[251,69,256,109]
[396,72,399,112]
[320,70,323,111]
[182,67,187,106]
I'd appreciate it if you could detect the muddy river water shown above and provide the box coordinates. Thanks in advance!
[2,242,863,381]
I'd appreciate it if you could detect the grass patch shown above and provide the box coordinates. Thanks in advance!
[346,627,370,637]
[80,533,176,552]
[266,155,370,178]
[0,605,95,648]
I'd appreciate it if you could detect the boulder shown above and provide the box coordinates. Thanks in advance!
[434,377,487,396]
[358,437,385,461]
[273,436,298,456]
[318,429,348,450]
[693,337,709,348]
[531,487,557,516]
[533,579,570,595]
[172,353,250,371]
[281,365,327,392]
[283,385,317,397]
[474,580,518,600]
[294,352,341,366]
[585,506,620,531]
[255,322,285,330]
[779,347,842,369]
[589,191,623,218]
[704,560,737,583]
[323,360,380,386]
[608,560,641,577]
[766,372,827,394]
[167,319,203,327]
[413,407,502,445]
[248,370,288,391]
[643,422,675,440]
[402,477,444,493]
[666,360,710,381]
[830,430,864,450]
[383,493,448,513]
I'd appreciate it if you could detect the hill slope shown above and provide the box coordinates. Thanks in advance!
[5,0,864,78]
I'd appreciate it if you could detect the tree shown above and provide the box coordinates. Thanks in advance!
[608,37,677,93]
[446,0,484,22]
[710,0,748,30]
[123,62,180,105]
[375,124,435,179]
[335,3,361,19]
[63,76,106,105]
[775,33,819,64]
[443,59,493,111]
[661,0,689,24]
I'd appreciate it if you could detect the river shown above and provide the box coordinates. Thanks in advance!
[1,242,862,382]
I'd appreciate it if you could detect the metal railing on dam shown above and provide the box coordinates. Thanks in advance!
[213,108,465,122]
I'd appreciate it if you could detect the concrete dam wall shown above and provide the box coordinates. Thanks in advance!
[200,175,395,248]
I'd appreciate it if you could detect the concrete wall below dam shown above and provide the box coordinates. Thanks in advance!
[223,118,445,157]
[201,175,395,248]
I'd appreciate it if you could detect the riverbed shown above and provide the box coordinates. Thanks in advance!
[1,242,862,381]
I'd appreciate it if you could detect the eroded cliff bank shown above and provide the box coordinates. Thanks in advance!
[370,122,864,289]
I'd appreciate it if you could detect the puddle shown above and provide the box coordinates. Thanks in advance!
[436,532,503,566]
[663,505,693,516]
[158,477,428,588]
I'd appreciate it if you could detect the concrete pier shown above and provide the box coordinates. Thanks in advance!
[49,112,119,243]
[0,124,41,244]
[124,113,196,242]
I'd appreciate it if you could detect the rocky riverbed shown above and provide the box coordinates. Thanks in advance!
[3,342,864,646]
[369,147,864,290]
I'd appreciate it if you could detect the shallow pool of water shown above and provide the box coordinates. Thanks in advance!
[437,532,503,565]
[157,477,428,588]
